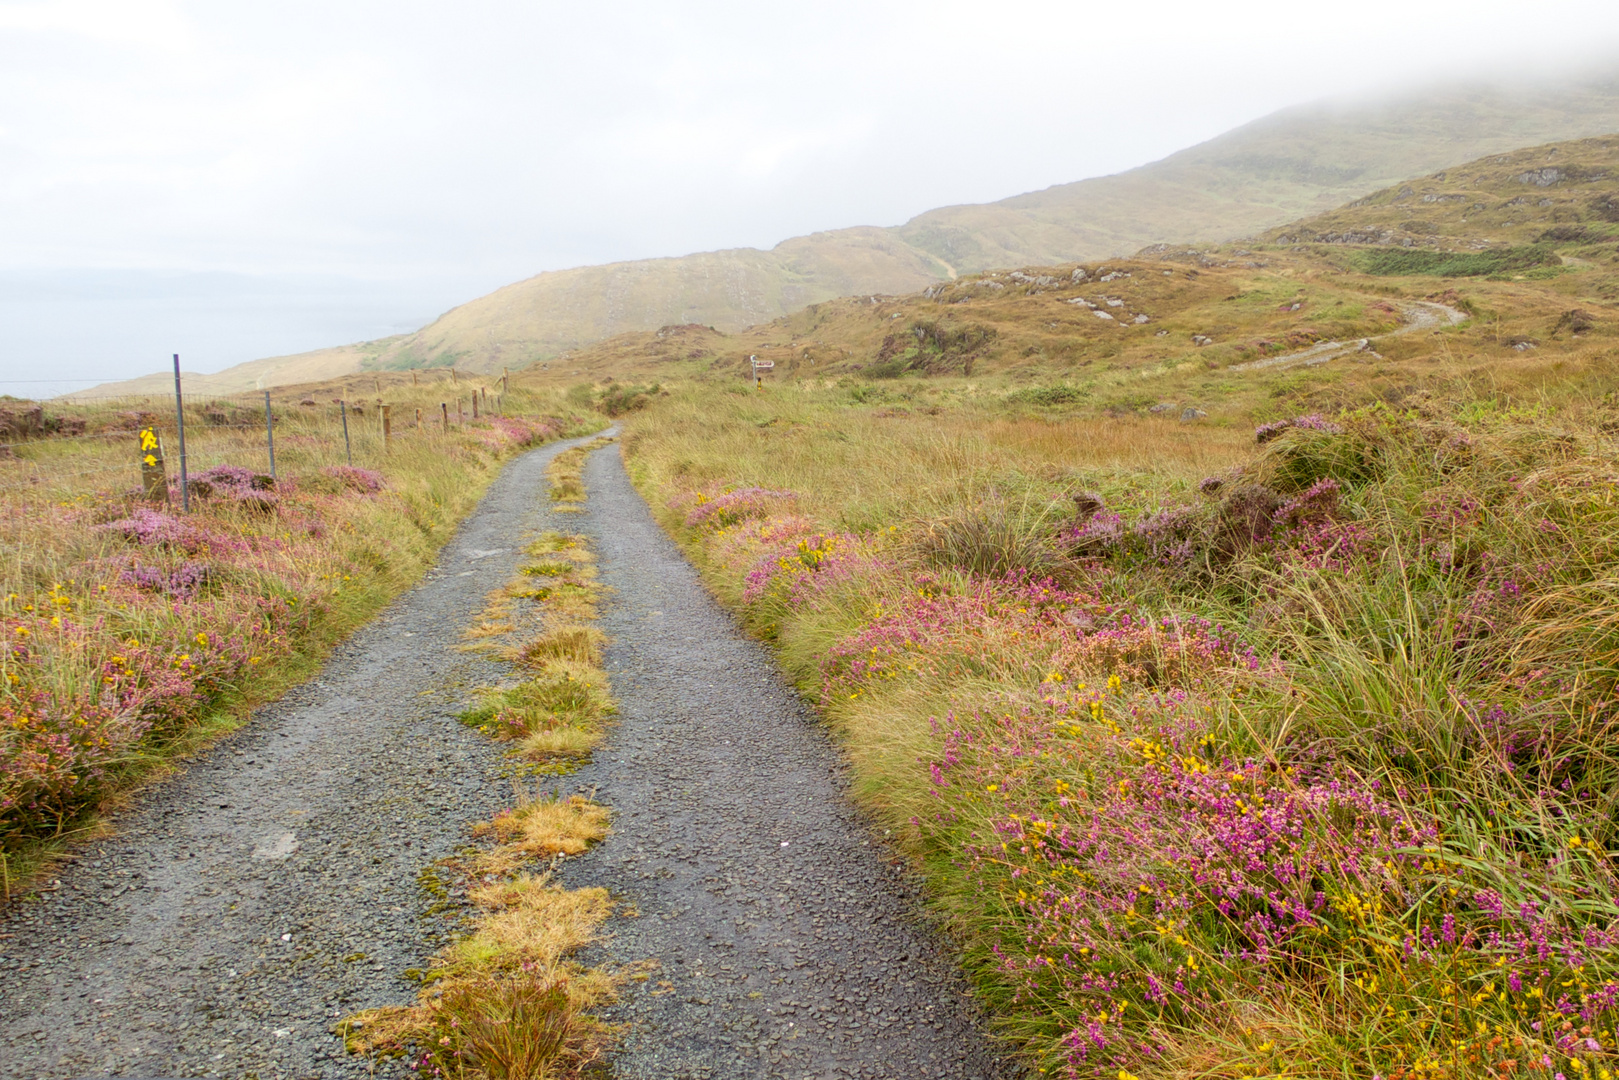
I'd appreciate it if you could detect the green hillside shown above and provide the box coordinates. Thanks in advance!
[527,132,1619,429]
[77,72,1619,398]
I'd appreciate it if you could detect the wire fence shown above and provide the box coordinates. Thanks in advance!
[0,367,527,503]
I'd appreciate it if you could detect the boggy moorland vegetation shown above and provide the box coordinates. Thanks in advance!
[582,138,1619,1077]
[0,384,599,890]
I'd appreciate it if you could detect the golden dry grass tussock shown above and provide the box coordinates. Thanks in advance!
[546,436,616,511]
[467,789,611,876]
[341,865,617,1080]
[514,626,605,669]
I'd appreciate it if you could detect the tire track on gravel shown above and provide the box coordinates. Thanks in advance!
[559,442,1014,1080]
[0,429,604,1080]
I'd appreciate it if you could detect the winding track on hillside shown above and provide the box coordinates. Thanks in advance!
[1227,299,1468,372]
[0,434,1009,1079]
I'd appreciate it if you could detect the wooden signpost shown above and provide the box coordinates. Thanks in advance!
[750,354,774,390]
[139,428,167,501]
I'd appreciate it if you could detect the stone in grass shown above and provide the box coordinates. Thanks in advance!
[1180,407,1208,422]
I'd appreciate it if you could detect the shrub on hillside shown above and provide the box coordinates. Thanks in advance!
[595,383,661,417]
[679,486,797,533]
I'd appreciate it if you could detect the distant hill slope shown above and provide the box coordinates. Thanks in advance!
[77,71,1619,398]
[897,78,1619,271]
[1264,134,1619,252]
[521,134,1619,424]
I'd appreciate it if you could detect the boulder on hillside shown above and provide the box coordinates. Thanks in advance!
[1555,310,1596,335]
[1514,167,1565,186]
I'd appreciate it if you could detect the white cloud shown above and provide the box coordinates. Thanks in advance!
[0,0,196,49]
[0,0,1616,386]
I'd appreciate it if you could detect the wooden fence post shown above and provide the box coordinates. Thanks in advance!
[139,427,168,501]
[340,400,353,466]
[382,404,392,453]
[441,402,449,432]
[171,355,189,511]
[263,391,276,480]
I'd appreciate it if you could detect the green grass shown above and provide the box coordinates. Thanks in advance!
[1352,244,1561,277]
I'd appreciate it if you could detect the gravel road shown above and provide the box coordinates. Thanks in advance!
[561,444,1012,1080]
[0,431,1013,1080]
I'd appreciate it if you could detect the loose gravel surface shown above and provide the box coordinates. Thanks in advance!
[562,445,1012,1080]
[0,431,1013,1080]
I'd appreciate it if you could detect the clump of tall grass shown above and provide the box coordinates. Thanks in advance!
[909,496,1073,579]
[459,670,615,761]
[342,791,615,1079]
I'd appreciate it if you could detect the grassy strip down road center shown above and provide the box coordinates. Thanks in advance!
[547,436,616,513]
[343,451,623,1078]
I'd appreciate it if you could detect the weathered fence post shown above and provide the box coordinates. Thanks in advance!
[441,402,449,432]
[139,427,168,501]
[382,404,392,453]
[171,354,189,511]
[340,400,353,466]
[263,390,277,480]
[472,391,479,420]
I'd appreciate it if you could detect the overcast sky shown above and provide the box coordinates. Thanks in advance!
[3,0,1619,393]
